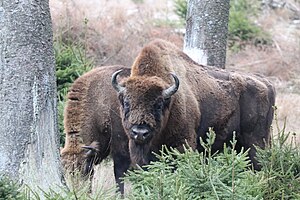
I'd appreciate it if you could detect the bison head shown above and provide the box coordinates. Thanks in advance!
[112,70,179,166]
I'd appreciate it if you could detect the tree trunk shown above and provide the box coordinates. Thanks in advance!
[184,0,230,68]
[0,0,64,194]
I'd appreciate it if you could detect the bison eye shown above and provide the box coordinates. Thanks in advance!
[122,98,130,117]
[118,94,130,117]
[123,100,130,110]
[163,97,171,108]
[154,100,163,111]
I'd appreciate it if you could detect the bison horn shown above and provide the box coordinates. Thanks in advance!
[111,69,126,93]
[82,146,99,158]
[162,73,180,99]
[82,146,97,152]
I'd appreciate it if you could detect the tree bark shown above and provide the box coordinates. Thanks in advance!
[0,0,64,193]
[184,0,230,68]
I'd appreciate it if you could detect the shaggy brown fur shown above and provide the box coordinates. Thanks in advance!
[60,65,131,193]
[114,39,275,169]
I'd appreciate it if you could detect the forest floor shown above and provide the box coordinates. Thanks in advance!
[50,0,300,194]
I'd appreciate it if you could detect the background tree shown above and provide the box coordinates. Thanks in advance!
[184,0,230,68]
[0,0,64,194]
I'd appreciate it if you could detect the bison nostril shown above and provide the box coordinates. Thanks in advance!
[142,131,150,139]
[130,131,139,140]
[131,125,151,141]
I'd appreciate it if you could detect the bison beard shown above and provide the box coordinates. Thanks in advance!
[129,140,151,167]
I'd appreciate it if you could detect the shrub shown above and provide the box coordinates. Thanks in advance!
[174,0,187,23]
[57,89,67,146]
[125,129,265,199]
[54,40,93,146]
[22,178,119,200]
[0,176,24,200]
[53,18,94,145]
[173,0,186,22]
[228,0,271,50]
[55,42,93,100]
[256,107,300,199]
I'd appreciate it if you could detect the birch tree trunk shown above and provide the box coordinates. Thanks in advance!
[0,0,64,193]
[184,0,230,68]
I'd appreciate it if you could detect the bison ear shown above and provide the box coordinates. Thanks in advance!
[112,69,126,93]
[162,73,179,99]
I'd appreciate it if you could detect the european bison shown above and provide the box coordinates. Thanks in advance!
[60,65,131,194]
[112,39,275,170]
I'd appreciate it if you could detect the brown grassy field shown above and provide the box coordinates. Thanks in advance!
[50,0,300,194]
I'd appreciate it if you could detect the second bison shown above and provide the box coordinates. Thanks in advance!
[112,39,275,170]
[60,65,131,194]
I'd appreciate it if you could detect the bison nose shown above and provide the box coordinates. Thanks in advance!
[130,125,151,142]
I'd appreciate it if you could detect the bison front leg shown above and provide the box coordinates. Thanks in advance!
[248,146,261,170]
[112,152,131,195]
[238,111,272,170]
[239,133,270,170]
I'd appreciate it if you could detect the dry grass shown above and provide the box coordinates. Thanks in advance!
[50,0,300,194]
[276,93,300,133]
[50,0,183,67]
[91,161,133,196]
